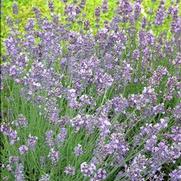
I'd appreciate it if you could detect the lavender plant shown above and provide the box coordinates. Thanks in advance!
[1,0,181,181]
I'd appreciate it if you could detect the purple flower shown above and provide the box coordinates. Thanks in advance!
[134,1,141,20]
[48,1,54,12]
[121,61,133,83]
[98,116,111,137]
[102,0,108,13]
[145,135,157,152]
[56,128,67,144]
[70,114,85,132]
[79,94,94,107]
[25,19,35,31]
[94,69,114,92]
[152,103,165,115]
[142,17,147,28]
[64,165,75,176]
[112,96,128,113]
[0,123,19,144]
[9,156,19,165]
[27,135,38,150]
[65,4,77,21]
[149,66,168,87]
[126,154,148,181]
[13,114,28,128]
[95,7,101,18]
[19,145,29,155]
[66,89,80,109]
[84,20,90,30]
[173,103,181,120]
[117,0,132,21]
[74,144,84,156]
[48,148,59,165]
[132,49,140,60]
[15,163,25,181]
[80,162,96,177]
[12,3,18,15]
[92,168,107,180]
[155,2,166,25]
[45,130,54,147]
[169,167,181,181]
[154,118,168,131]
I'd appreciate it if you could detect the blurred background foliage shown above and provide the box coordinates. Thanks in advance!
[1,0,181,39]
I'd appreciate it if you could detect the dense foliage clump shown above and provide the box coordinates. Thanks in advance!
[1,0,181,180]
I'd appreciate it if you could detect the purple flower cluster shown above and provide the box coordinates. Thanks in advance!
[27,135,38,150]
[80,162,107,180]
[74,144,84,156]
[155,1,166,25]
[1,0,181,180]
[48,148,60,165]
[0,123,19,144]
[80,162,96,177]
[3,156,25,181]
[169,167,181,181]
[13,114,28,128]
[19,145,29,155]
[64,165,76,176]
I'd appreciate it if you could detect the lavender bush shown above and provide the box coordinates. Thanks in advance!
[1,0,181,180]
